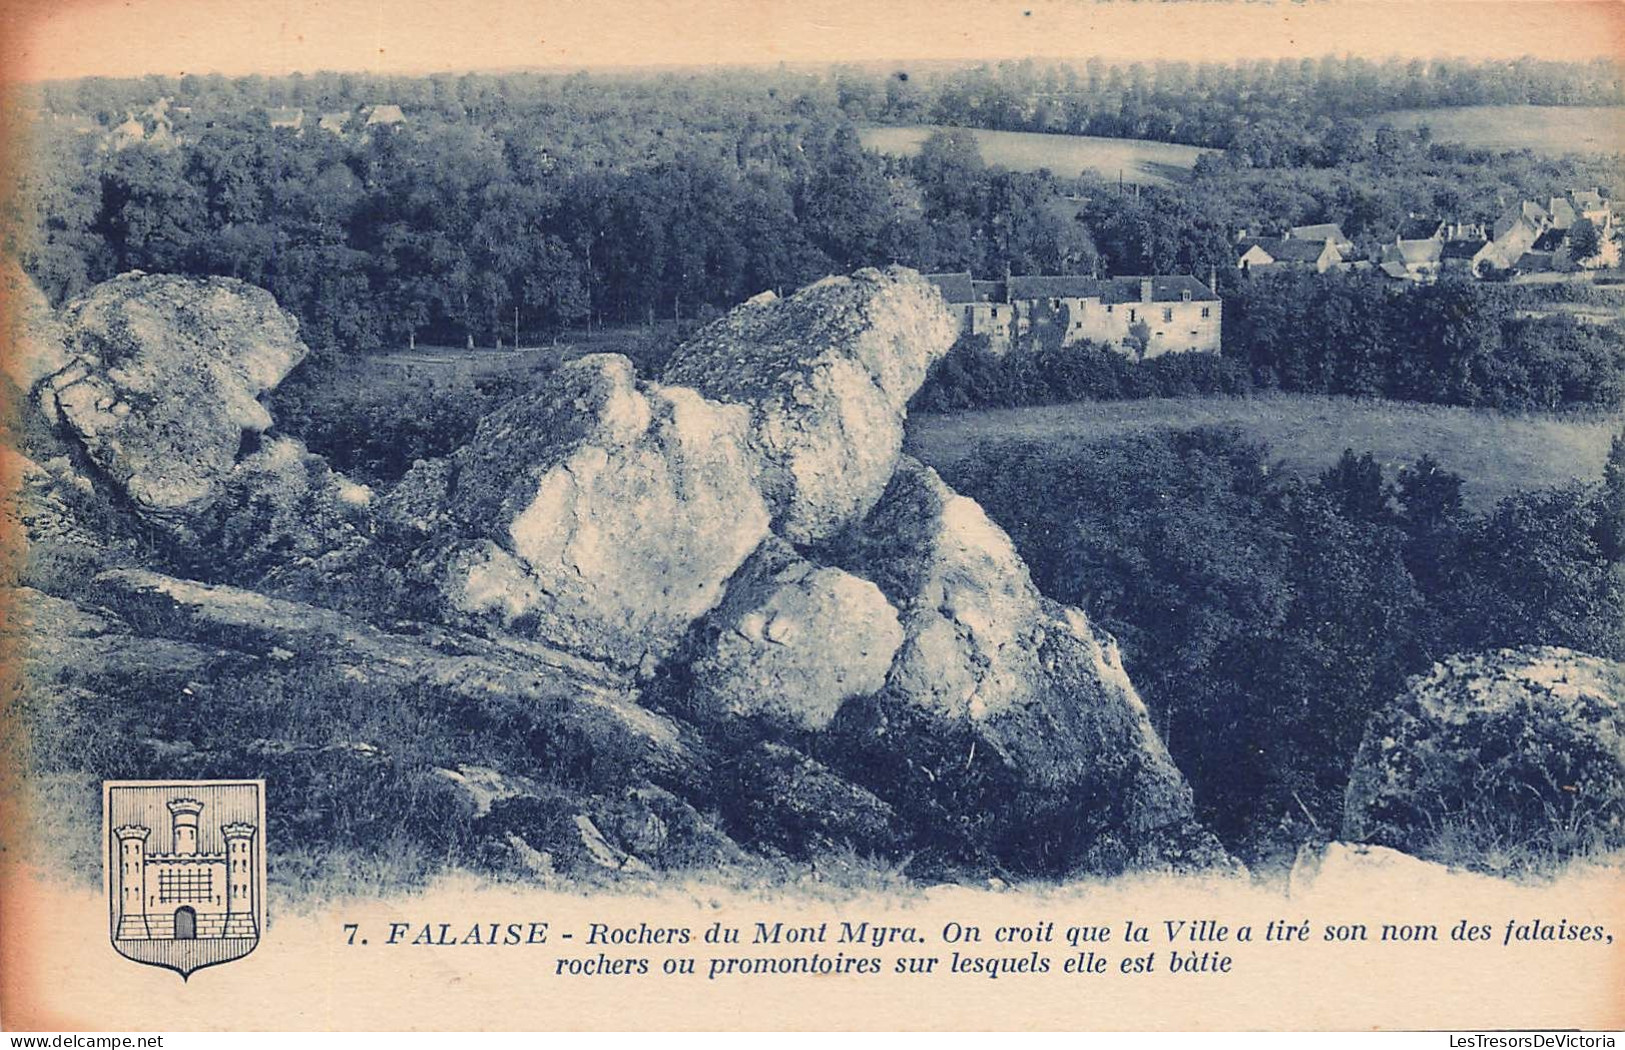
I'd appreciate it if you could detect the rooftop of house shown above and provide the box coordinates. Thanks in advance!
[1570,188,1605,209]
[1516,251,1557,272]
[1531,227,1568,252]
[1548,197,1578,229]
[1384,239,1443,267]
[366,104,406,125]
[923,272,974,303]
[1398,217,1445,240]
[1240,237,1327,264]
[1441,238,1489,261]
[1287,223,1348,244]
[1380,259,1413,280]
[1007,274,1220,304]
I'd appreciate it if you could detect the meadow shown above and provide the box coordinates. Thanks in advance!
[905,394,1623,510]
[1372,105,1625,156]
[858,124,1210,185]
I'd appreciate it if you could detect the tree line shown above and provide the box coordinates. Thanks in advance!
[949,427,1625,859]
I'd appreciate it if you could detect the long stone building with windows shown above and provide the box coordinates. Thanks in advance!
[113,798,258,941]
[925,272,1222,357]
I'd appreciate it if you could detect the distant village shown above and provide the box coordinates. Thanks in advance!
[43,99,1621,365]
[51,97,409,149]
[1235,187,1619,280]
[930,185,1618,359]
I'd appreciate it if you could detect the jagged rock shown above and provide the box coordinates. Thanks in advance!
[1344,647,1625,871]
[725,742,901,859]
[380,457,455,538]
[686,537,902,731]
[429,353,771,668]
[77,568,692,782]
[827,457,1215,874]
[189,436,374,577]
[664,267,958,544]
[43,273,308,532]
[434,764,544,819]
[1,262,70,395]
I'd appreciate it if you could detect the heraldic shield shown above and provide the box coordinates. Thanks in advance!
[104,780,265,979]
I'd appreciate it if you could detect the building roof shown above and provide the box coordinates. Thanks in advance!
[1548,197,1578,229]
[1398,216,1444,240]
[318,111,352,133]
[970,280,1004,302]
[1515,251,1556,273]
[1240,237,1325,264]
[1532,227,1568,253]
[1380,260,1414,280]
[1006,274,1219,304]
[1441,238,1489,261]
[1288,223,1348,244]
[923,272,974,303]
[1570,188,1604,209]
[366,104,406,126]
[1385,239,1443,267]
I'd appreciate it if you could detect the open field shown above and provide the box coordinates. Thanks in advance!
[1372,105,1625,155]
[906,394,1624,510]
[858,125,1209,185]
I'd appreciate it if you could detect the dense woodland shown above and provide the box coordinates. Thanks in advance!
[949,428,1625,856]
[7,58,1623,368]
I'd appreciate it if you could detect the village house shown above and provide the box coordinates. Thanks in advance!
[365,104,407,127]
[1287,223,1357,256]
[1237,236,1342,273]
[267,107,305,131]
[925,272,1221,357]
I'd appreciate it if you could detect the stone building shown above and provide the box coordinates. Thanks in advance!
[926,272,1222,357]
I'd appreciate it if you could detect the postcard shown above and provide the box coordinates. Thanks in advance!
[1,0,1621,1032]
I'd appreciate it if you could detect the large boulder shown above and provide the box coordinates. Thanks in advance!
[663,267,958,545]
[429,353,771,669]
[826,457,1218,873]
[1,262,71,395]
[685,537,902,732]
[41,273,308,532]
[1344,647,1625,872]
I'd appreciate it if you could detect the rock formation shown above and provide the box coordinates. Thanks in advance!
[664,267,959,544]
[684,537,903,732]
[11,264,1235,883]
[426,353,772,668]
[1344,647,1625,871]
[822,458,1219,872]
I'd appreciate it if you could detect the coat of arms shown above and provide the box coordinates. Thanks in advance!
[104,780,265,979]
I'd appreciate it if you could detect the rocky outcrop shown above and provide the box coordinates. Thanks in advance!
[664,267,958,544]
[9,265,1236,885]
[39,273,308,534]
[824,457,1218,873]
[685,537,902,732]
[1,262,70,395]
[1344,647,1625,872]
[426,354,771,669]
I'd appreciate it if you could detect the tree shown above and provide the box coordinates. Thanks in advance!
[1568,216,1603,262]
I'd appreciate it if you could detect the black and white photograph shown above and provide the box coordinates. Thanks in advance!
[0,0,1620,1033]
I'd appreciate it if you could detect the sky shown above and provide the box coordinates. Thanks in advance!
[2,0,1622,82]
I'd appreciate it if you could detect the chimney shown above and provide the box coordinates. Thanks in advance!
[1209,267,1217,294]
[1139,278,1154,304]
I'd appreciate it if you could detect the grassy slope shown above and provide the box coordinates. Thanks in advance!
[1372,105,1625,155]
[905,394,1624,511]
[858,125,1207,185]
